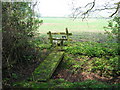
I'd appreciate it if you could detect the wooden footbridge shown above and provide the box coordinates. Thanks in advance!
[32,28,72,81]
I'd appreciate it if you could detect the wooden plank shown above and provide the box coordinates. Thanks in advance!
[47,32,72,35]
[47,32,65,34]
[48,38,68,40]
[32,51,64,81]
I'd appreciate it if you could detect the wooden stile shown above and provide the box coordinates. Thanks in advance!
[47,28,72,46]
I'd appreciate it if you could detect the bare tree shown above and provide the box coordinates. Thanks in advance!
[70,0,120,19]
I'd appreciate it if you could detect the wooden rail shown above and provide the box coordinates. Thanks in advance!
[47,32,72,35]
[48,38,68,40]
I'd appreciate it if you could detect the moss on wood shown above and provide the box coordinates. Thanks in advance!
[33,51,64,81]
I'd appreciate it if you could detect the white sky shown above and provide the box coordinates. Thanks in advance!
[35,0,71,17]
[34,0,119,17]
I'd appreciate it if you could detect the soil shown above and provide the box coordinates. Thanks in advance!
[52,68,120,84]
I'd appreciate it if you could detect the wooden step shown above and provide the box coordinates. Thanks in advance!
[32,51,64,81]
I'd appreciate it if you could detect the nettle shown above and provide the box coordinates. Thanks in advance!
[64,42,117,57]
[91,56,119,77]
[63,42,119,77]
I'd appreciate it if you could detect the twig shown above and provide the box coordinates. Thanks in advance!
[110,3,120,17]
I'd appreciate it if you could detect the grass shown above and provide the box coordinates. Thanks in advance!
[38,17,109,34]
[13,79,116,88]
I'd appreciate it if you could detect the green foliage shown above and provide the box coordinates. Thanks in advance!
[63,42,119,77]
[63,42,118,57]
[104,17,120,42]
[62,54,90,74]
[89,83,111,88]
[2,2,42,66]
[61,54,75,69]
[2,2,43,86]
[37,44,51,50]
[12,73,18,79]
[13,79,119,88]
[90,56,119,77]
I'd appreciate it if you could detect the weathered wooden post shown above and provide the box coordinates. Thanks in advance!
[66,28,69,40]
[48,31,53,46]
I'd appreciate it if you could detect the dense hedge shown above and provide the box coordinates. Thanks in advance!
[2,2,42,78]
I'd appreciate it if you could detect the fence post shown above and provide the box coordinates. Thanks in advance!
[48,31,53,46]
[66,28,69,40]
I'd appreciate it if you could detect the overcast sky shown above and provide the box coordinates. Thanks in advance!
[34,0,119,17]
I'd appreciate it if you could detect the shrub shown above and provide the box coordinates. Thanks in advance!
[2,2,42,85]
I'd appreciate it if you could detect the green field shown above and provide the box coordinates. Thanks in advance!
[37,17,109,42]
[38,17,109,34]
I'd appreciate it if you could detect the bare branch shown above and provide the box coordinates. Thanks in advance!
[71,0,120,19]
[110,3,120,17]
[85,0,95,8]
[94,7,116,11]
[82,0,96,19]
